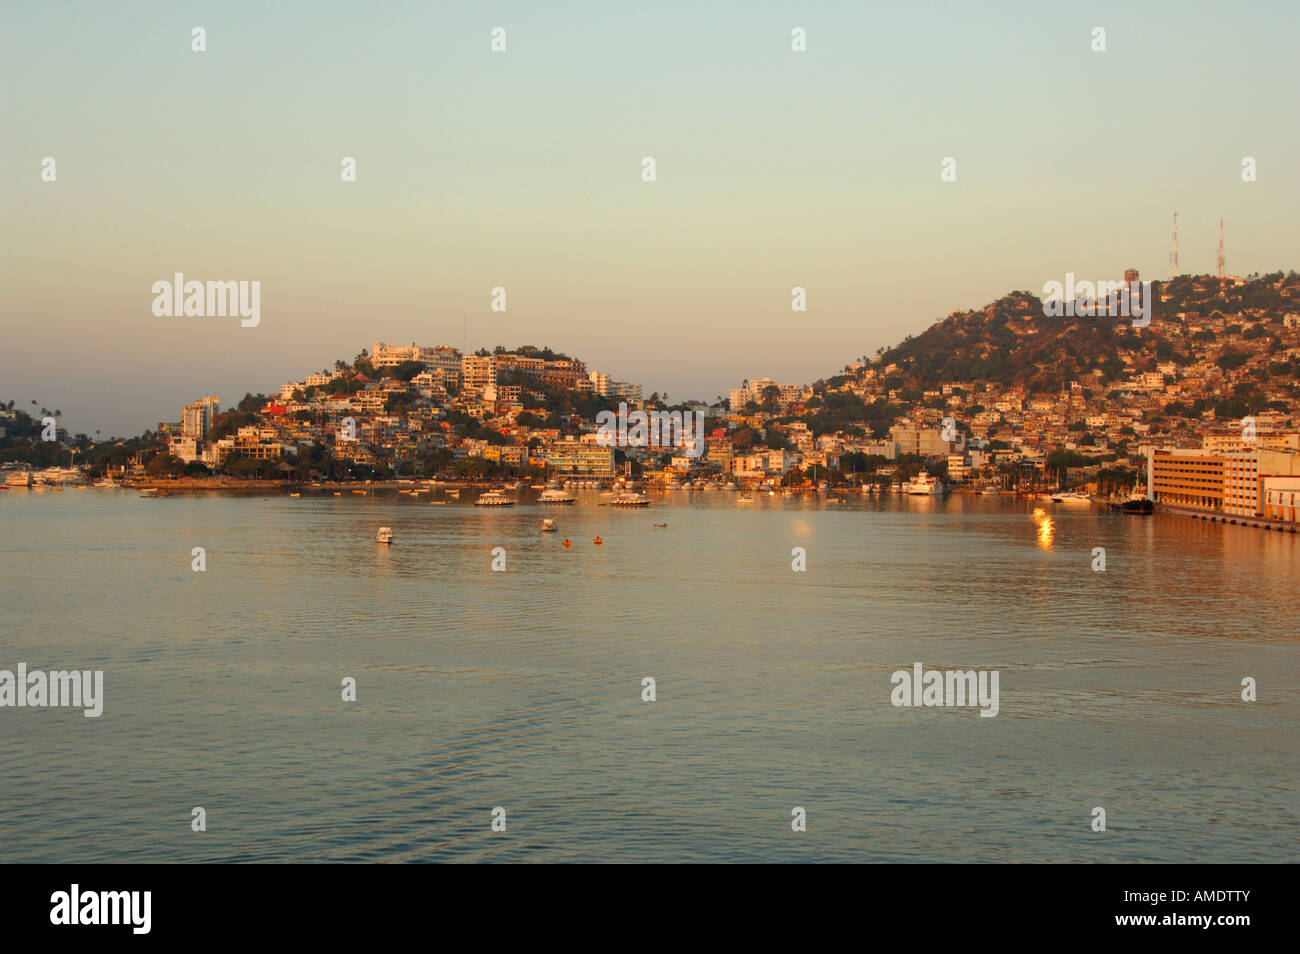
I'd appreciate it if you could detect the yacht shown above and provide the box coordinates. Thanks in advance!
[540,518,558,532]
[376,526,394,544]
[980,484,1000,495]
[474,490,515,506]
[903,472,944,495]
[539,489,577,504]
[610,491,650,507]
[5,470,33,487]
[1049,490,1091,504]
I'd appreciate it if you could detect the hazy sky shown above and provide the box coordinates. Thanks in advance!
[3,1,1298,436]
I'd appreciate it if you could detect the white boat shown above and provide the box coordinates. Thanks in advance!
[540,518,558,532]
[610,491,650,507]
[474,491,515,506]
[376,526,394,543]
[980,484,1000,495]
[539,489,577,504]
[93,478,121,489]
[737,495,754,503]
[903,472,944,495]
[1049,490,1091,504]
[5,470,33,487]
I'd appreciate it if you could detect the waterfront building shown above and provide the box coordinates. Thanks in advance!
[1148,448,1225,510]
[1224,450,1300,517]
[545,439,614,477]
[1262,476,1300,522]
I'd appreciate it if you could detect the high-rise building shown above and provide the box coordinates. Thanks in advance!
[461,354,497,394]
[181,396,220,440]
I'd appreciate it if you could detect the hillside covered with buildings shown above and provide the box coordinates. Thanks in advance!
[5,271,1299,521]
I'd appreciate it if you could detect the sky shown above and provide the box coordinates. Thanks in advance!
[3,0,1298,437]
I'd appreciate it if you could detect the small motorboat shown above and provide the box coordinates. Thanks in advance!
[376,526,394,544]
[540,519,558,532]
[592,536,603,545]
[653,523,668,529]
[737,495,753,503]
[562,538,572,548]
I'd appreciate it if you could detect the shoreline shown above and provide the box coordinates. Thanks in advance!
[1159,504,1300,533]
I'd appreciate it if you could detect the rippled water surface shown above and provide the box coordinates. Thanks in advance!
[2,488,1297,862]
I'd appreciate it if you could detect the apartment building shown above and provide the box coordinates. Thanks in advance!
[461,354,498,394]
[890,425,958,458]
[181,396,220,440]
[545,439,614,477]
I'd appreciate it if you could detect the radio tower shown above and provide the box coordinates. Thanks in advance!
[1216,218,1226,279]
[1168,212,1179,279]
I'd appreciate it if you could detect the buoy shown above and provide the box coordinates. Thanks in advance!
[562,539,572,548]
[593,537,603,545]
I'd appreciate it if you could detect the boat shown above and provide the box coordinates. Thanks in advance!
[376,526,394,543]
[540,518,558,532]
[980,484,1000,495]
[474,490,515,506]
[562,538,572,547]
[610,491,650,507]
[539,489,577,504]
[5,470,33,487]
[653,523,668,529]
[903,472,944,495]
[1112,496,1154,519]
[737,495,754,503]
[289,492,300,497]
[1049,490,1091,504]
[592,536,603,545]
[446,489,460,498]
[888,481,903,494]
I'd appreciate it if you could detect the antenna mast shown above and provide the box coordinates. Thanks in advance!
[1216,218,1225,280]
[1168,212,1179,280]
